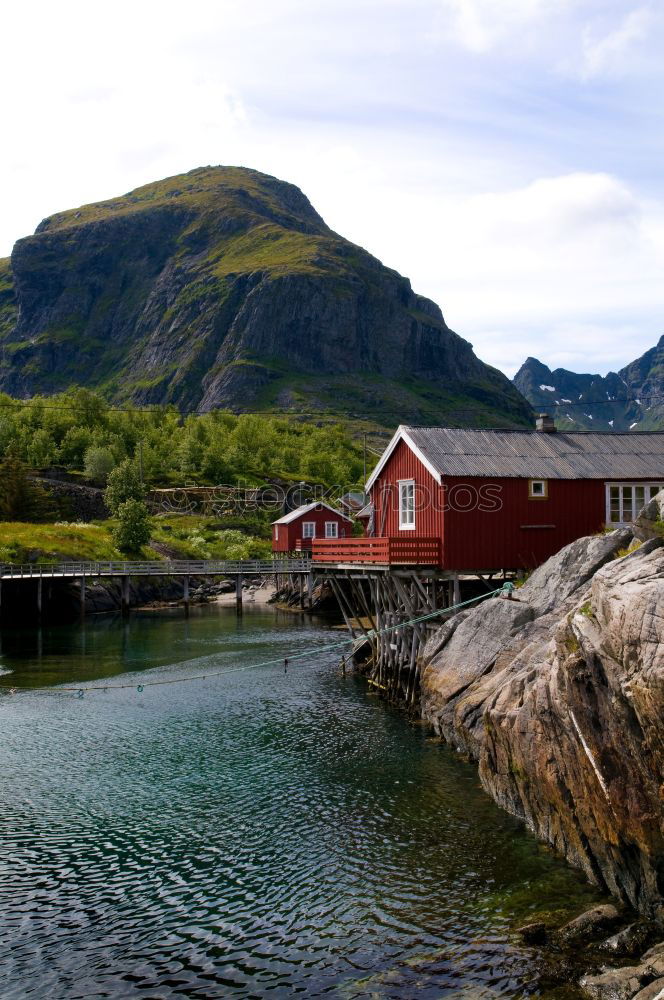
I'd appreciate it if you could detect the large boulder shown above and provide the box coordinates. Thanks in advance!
[633,489,664,542]
[421,528,664,916]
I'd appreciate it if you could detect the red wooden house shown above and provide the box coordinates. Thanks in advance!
[272,502,353,553]
[312,418,664,571]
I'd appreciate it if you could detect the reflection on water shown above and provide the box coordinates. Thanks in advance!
[0,605,602,998]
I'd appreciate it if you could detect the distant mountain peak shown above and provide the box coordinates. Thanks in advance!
[514,340,664,431]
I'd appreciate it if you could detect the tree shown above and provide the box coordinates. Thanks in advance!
[113,498,152,552]
[104,459,145,516]
[84,445,116,484]
[0,456,55,522]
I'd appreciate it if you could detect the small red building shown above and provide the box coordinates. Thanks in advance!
[272,502,353,553]
[313,419,664,571]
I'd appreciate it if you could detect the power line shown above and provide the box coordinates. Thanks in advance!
[0,586,505,697]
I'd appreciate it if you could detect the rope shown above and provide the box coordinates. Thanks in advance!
[0,586,507,697]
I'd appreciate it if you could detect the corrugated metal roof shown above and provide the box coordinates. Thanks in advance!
[402,427,664,480]
[272,502,352,525]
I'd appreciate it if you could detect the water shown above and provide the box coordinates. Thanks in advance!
[0,605,605,998]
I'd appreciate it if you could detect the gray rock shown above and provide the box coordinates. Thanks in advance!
[600,924,662,959]
[517,528,633,614]
[516,920,548,945]
[633,490,664,542]
[633,979,664,1000]
[421,528,664,916]
[581,951,664,999]
[556,905,622,946]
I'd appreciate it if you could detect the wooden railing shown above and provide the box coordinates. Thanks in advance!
[311,537,443,566]
[0,557,311,580]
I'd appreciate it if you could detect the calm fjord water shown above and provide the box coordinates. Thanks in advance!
[0,605,602,999]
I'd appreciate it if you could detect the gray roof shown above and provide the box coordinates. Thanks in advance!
[403,426,664,480]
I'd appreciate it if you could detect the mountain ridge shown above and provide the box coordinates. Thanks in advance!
[0,165,531,428]
[514,337,664,431]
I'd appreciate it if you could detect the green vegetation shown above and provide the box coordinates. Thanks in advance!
[0,391,361,563]
[0,456,54,522]
[0,388,366,487]
[0,521,123,563]
[0,515,272,565]
[83,445,115,483]
[616,539,643,558]
[113,498,152,553]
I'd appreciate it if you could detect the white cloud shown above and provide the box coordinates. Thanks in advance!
[433,0,556,53]
[1,0,664,381]
[581,6,651,78]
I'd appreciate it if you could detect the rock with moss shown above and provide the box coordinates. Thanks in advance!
[0,166,532,427]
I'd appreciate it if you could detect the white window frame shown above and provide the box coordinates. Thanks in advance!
[529,479,548,499]
[275,525,279,541]
[605,482,664,526]
[398,479,416,530]
[301,521,316,539]
[324,521,338,538]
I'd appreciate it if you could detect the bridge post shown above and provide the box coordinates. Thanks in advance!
[80,577,86,620]
[299,574,305,610]
[183,575,190,617]
[121,575,130,617]
[235,574,243,615]
[36,577,43,622]
[307,572,314,610]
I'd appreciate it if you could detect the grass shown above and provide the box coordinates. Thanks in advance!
[615,539,643,558]
[0,257,17,342]
[0,515,271,564]
[0,522,122,563]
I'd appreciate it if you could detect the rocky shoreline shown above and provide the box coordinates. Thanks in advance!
[415,498,664,998]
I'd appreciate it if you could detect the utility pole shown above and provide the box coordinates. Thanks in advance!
[363,432,367,487]
[138,440,144,485]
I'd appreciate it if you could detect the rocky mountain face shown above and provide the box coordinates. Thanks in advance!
[514,340,664,431]
[421,517,664,920]
[0,166,531,427]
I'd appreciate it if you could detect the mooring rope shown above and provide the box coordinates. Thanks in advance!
[0,585,509,697]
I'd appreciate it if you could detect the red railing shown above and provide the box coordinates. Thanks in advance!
[312,536,443,566]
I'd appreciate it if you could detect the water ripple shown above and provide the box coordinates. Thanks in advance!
[0,607,605,998]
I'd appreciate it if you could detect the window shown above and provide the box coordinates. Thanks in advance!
[325,521,338,538]
[302,522,316,539]
[275,525,279,541]
[399,480,415,529]
[606,483,664,525]
[529,479,548,499]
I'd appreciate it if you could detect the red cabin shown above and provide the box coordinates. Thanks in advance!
[312,420,664,571]
[272,502,353,553]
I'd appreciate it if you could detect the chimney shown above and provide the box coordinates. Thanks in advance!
[536,413,556,433]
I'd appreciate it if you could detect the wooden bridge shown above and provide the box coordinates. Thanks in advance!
[0,557,312,618]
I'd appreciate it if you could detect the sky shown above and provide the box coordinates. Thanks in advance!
[2,0,663,378]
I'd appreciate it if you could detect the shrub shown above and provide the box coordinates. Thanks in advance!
[105,459,145,515]
[112,499,152,553]
[84,445,116,484]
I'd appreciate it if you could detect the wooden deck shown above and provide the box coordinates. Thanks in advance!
[311,537,443,566]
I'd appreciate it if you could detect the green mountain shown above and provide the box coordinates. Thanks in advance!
[0,166,531,427]
[514,341,664,431]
